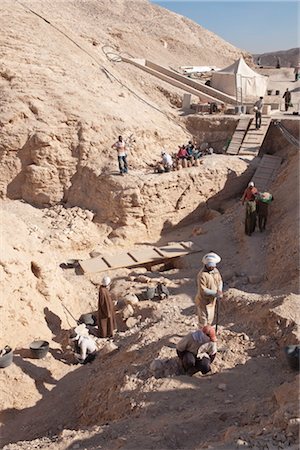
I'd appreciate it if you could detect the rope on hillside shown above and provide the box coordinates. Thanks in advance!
[14,0,188,133]
[274,120,300,148]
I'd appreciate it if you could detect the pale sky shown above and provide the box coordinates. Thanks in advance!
[151,1,299,53]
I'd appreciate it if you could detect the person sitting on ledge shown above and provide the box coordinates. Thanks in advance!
[161,150,173,172]
[176,145,188,160]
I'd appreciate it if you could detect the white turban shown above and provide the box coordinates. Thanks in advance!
[202,252,221,267]
[102,276,111,287]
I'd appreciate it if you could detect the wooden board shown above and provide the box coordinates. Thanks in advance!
[104,253,137,268]
[128,247,162,263]
[158,243,190,258]
[79,256,110,273]
[79,241,201,274]
[252,155,282,191]
[226,118,251,155]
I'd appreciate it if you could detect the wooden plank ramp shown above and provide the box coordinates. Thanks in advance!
[226,117,252,155]
[79,242,201,274]
[238,117,271,156]
[252,154,282,191]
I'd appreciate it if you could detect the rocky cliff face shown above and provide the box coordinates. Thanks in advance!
[66,155,251,241]
[0,0,248,207]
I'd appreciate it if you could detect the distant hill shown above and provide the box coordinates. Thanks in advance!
[253,48,300,68]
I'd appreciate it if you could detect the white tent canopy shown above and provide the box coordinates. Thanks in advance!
[211,57,268,102]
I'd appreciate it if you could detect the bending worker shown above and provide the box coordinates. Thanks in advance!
[176,325,217,376]
[194,252,223,327]
[69,329,97,364]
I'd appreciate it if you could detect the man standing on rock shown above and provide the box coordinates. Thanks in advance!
[176,325,217,375]
[194,252,223,327]
[98,276,117,338]
[112,135,128,175]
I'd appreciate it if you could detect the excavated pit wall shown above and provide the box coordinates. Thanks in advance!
[66,155,254,241]
[260,119,300,155]
[184,116,237,153]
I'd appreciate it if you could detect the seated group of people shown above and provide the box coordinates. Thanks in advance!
[176,141,214,161]
[156,141,214,173]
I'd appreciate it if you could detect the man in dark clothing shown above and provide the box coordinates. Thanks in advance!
[98,276,117,338]
[283,88,291,112]
[245,200,257,235]
[256,194,273,232]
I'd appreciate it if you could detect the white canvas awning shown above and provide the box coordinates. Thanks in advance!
[211,57,268,101]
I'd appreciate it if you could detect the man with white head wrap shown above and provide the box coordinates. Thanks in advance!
[98,276,117,338]
[194,252,223,327]
[69,327,97,364]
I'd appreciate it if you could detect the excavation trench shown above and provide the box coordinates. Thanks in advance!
[0,128,298,449]
[1,294,298,449]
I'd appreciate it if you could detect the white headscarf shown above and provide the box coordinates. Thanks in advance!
[202,252,221,267]
[102,276,111,287]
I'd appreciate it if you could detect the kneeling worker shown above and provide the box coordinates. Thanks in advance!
[195,252,223,327]
[176,325,217,375]
[70,330,97,364]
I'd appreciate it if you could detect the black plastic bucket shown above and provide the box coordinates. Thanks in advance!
[30,340,49,359]
[0,346,13,368]
[284,345,300,371]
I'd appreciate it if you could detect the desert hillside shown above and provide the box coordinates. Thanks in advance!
[0,1,299,450]
[0,0,248,207]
